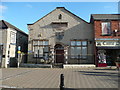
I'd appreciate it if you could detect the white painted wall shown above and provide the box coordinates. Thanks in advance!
[5,28,17,68]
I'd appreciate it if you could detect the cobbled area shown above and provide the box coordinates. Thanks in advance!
[0,67,119,89]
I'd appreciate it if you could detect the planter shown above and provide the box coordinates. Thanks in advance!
[98,63,107,67]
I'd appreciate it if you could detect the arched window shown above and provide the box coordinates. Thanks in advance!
[58,14,62,19]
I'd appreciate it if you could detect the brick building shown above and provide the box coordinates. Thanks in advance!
[91,14,120,67]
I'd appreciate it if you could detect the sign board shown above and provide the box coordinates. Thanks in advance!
[18,46,21,51]
[96,40,120,47]
[18,51,21,54]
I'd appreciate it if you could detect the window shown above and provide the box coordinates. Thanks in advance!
[33,40,49,59]
[33,41,38,45]
[58,14,62,19]
[101,22,111,35]
[70,40,87,59]
[10,31,16,44]
[71,41,76,46]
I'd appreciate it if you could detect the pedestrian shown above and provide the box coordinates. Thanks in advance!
[115,55,120,71]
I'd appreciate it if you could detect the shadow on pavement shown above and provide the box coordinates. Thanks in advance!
[1,88,119,90]
[76,71,119,77]
[76,70,119,86]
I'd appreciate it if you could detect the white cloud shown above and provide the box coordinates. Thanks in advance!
[0,5,7,13]
[0,5,7,20]
[26,4,33,8]
[0,15,4,20]
[103,6,113,9]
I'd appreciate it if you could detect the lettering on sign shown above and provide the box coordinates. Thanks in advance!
[96,40,120,47]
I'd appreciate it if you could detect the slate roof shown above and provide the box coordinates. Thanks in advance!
[91,14,120,20]
[0,20,28,36]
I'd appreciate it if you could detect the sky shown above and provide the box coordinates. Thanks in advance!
[0,2,119,34]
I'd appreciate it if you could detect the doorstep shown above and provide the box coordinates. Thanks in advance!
[63,64,96,69]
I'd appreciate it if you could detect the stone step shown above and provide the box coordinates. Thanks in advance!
[53,63,63,68]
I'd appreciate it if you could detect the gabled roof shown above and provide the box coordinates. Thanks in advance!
[27,7,89,25]
[91,14,120,22]
[0,20,28,36]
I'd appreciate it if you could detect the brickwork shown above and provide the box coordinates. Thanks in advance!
[94,20,120,39]
[93,15,120,67]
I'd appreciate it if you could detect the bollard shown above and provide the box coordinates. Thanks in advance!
[60,74,64,90]
[35,54,37,64]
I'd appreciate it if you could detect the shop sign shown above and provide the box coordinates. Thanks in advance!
[96,40,120,47]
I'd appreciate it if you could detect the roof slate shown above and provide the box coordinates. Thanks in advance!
[91,14,120,20]
[0,20,28,36]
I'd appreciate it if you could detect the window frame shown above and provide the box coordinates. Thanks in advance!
[101,21,111,36]
[70,40,88,59]
[32,39,50,58]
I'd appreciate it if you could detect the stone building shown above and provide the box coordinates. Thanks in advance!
[0,20,28,68]
[91,14,120,67]
[27,7,94,65]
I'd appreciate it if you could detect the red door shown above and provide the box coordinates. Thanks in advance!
[56,49,64,63]
[55,44,64,63]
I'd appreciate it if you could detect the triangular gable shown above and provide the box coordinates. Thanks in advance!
[0,20,28,36]
[0,20,8,29]
[27,7,89,25]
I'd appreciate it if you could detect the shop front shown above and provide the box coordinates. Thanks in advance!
[95,39,120,67]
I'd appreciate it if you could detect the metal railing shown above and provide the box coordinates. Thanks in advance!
[27,54,94,64]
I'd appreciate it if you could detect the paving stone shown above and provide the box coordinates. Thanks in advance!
[0,67,119,89]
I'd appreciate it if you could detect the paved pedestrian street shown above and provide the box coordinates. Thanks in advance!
[0,67,119,89]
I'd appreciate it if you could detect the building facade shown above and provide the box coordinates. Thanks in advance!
[0,20,28,68]
[91,14,120,67]
[27,7,94,65]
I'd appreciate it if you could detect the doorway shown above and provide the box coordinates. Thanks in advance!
[55,44,64,63]
[106,49,118,66]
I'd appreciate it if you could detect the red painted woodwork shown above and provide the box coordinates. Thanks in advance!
[98,63,107,67]
[56,50,64,63]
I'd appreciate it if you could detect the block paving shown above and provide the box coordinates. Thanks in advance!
[0,67,119,89]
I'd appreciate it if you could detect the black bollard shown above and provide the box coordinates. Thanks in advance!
[35,54,37,64]
[60,74,64,90]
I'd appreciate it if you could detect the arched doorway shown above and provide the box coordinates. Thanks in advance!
[55,44,64,63]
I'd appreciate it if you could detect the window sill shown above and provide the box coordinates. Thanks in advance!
[33,57,43,59]
[100,34,111,36]
[70,58,87,60]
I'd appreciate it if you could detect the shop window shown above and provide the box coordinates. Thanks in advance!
[33,40,49,59]
[70,40,87,59]
[101,22,111,36]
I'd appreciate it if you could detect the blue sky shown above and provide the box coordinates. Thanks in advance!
[0,2,119,34]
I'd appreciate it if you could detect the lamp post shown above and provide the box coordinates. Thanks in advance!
[17,46,21,68]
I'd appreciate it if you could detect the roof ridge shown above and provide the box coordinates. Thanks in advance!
[0,20,28,36]
[27,7,89,25]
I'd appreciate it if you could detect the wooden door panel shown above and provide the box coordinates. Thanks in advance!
[56,50,64,63]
